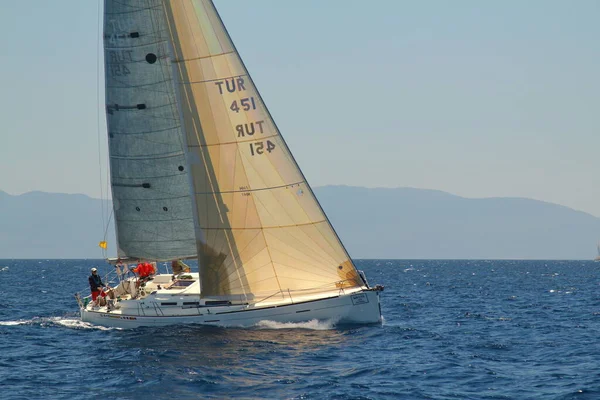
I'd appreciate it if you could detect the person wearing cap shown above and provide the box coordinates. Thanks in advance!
[88,268,105,301]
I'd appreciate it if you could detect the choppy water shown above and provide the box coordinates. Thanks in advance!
[1,259,599,399]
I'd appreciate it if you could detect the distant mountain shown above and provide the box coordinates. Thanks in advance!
[0,191,115,259]
[1,186,599,259]
[316,186,600,260]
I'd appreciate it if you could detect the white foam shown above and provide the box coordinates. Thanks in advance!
[255,319,336,330]
[0,317,116,330]
[0,320,29,326]
[49,317,117,330]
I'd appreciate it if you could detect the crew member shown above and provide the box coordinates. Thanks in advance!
[88,267,105,301]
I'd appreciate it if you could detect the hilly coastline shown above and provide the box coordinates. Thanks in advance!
[1,186,599,259]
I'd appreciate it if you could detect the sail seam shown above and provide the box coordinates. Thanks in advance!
[105,4,162,16]
[109,125,180,136]
[187,133,280,148]
[106,56,169,65]
[107,100,178,111]
[105,38,168,50]
[196,220,328,230]
[178,73,246,85]
[193,181,304,195]
[117,238,196,243]
[172,50,235,63]
[275,221,345,271]
[107,78,173,89]
[110,152,185,160]
[264,229,340,272]
[114,195,190,201]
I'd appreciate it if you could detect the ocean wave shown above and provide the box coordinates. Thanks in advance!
[0,320,29,326]
[254,319,337,330]
[0,316,117,331]
[49,317,117,331]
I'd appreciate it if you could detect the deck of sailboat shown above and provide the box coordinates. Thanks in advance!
[80,272,381,328]
[85,272,369,310]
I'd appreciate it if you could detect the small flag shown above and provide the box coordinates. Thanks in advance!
[99,241,108,249]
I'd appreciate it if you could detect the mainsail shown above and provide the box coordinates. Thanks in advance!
[103,0,362,300]
[104,0,197,261]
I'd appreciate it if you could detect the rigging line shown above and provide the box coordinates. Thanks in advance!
[96,0,106,246]
[103,208,114,242]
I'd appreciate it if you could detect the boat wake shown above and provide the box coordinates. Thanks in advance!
[0,316,117,330]
[254,319,337,330]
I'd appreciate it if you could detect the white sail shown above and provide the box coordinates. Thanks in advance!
[162,0,362,299]
[104,0,196,261]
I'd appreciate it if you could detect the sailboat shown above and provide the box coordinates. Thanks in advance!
[76,0,383,328]
[595,242,600,261]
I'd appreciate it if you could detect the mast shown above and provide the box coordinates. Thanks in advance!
[162,0,362,300]
[103,0,197,261]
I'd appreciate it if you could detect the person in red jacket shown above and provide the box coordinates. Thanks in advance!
[132,262,156,285]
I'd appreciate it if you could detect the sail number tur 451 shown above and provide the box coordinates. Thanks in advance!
[249,140,276,156]
[230,97,256,113]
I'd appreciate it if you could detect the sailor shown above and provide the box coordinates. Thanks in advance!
[171,260,183,275]
[146,262,156,276]
[114,258,125,281]
[88,267,105,301]
[132,262,145,277]
[132,262,155,286]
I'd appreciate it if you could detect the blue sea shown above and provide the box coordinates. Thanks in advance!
[0,259,599,399]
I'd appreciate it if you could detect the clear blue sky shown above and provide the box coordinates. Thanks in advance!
[1,1,599,217]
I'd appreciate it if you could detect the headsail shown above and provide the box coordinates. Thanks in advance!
[162,0,362,299]
[103,0,196,261]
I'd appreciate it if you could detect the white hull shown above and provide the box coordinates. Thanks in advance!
[80,289,382,329]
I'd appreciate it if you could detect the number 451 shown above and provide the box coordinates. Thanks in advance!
[249,140,276,156]
[230,97,256,113]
